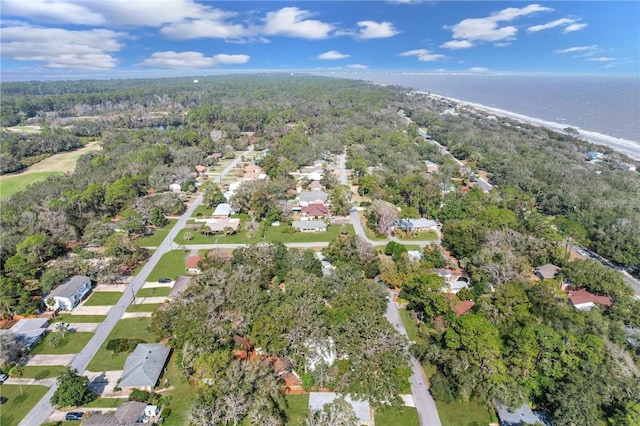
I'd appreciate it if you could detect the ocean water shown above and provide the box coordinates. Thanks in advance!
[321,72,640,145]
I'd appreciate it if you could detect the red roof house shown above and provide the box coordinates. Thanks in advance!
[186,255,202,274]
[569,288,611,311]
[301,203,328,218]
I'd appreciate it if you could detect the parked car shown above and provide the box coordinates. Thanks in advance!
[0,396,7,404]
[65,412,84,421]
[0,373,8,384]
[158,277,172,283]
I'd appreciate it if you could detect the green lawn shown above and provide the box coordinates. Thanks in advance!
[0,172,62,199]
[285,394,310,426]
[52,314,107,323]
[84,397,128,408]
[191,205,214,218]
[86,318,153,371]
[19,365,67,380]
[161,352,197,426]
[135,219,178,247]
[53,314,106,323]
[399,230,439,241]
[83,291,122,306]
[175,224,355,245]
[0,384,49,426]
[126,303,162,313]
[137,287,171,298]
[30,332,93,355]
[146,250,187,282]
[399,309,421,342]
[436,400,494,426]
[375,406,420,426]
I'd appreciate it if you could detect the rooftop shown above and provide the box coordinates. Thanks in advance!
[119,343,171,388]
[49,275,90,299]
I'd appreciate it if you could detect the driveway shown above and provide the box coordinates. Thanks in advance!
[133,296,168,304]
[93,284,127,292]
[48,323,100,333]
[26,354,76,366]
[73,305,113,315]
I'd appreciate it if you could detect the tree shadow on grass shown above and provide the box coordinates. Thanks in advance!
[35,369,51,380]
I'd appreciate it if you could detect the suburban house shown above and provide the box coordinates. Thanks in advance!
[292,220,327,232]
[495,400,553,426]
[212,203,233,218]
[301,203,328,219]
[46,275,92,311]
[298,191,328,207]
[83,401,158,425]
[169,182,182,193]
[407,250,424,261]
[0,318,49,349]
[308,393,370,425]
[436,268,453,281]
[569,289,612,311]
[195,165,207,174]
[205,217,241,233]
[298,166,323,181]
[119,343,171,392]
[309,180,324,191]
[445,294,475,317]
[443,277,470,294]
[186,255,202,274]
[244,164,261,174]
[534,264,560,280]
[394,218,439,233]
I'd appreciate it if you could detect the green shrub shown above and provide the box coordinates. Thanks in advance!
[129,389,152,403]
[161,407,172,418]
[106,338,146,354]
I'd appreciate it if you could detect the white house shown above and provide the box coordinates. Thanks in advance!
[394,218,439,232]
[298,191,328,207]
[212,203,233,218]
[46,275,92,311]
[443,277,470,294]
[292,220,327,232]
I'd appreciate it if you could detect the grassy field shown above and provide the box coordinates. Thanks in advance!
[53,314,107,323]
[399,309,421,342]
[19,365,67,380]
[0,141,100,199]
[161,352,197,426]
[0,172,63,198]
[175,224,354,245]
[126,303,162,313]
[84,397,128,408]
[146,250,187,282]
[375,406,420,426]
[137,287,171,297]
[285,394,309,426]
[86,317,153,371]
[83,291,122,306]
[135,219,178,247]
[0,384,49,426]
[398,230,440,241]
[30,332,94,355]
[436,400,494,426]
[191,205,214,218]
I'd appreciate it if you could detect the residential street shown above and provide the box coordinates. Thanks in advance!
[19,148,252,426]
[385,289,442,426]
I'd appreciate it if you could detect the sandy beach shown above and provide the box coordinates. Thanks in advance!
[423,92,640,161]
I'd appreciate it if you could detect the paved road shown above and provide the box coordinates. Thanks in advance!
[385,289,442,426]
[20,148,252,426]
[572,244,640,297]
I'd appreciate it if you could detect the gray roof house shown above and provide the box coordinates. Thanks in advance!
[535,264,560,280]
[212,203,233,218]
[395,218,439,232]
[83,401,147,426]
[119,343,171,391]
[298,191,328,206]
[46,275,92,311]
[496,401,553,426]
[8,318,49,349]
[292,220,327,232]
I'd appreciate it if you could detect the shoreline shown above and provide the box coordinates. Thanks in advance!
[420,92,640,161]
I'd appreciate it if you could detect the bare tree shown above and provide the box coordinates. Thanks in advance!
[370,200,398,235]
[0,333,27,368]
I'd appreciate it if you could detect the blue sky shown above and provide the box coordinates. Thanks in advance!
[1,1,638,79]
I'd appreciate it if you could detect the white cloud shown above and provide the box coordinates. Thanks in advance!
[160,19,250,40]
[527,18,574,33]
[445,3,551,47]
[138,51,250,68]
[1,0,220,27]
[440,39,474,50]
[317,50,351,60]
[357,21,399,39]
[555,45,598,54]
[0,23,125,69]
[564,23,587,33]
[347,64,368,69]
[587,57,616,62]
[400,49,446,62]
[469,67,489,72]
[263,7,334,40]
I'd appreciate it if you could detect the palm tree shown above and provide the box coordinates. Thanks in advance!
[9,365,24,394]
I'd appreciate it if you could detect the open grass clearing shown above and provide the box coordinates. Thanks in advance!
[83,291,122,306]
[19,365,67,380]
[191,205,214,218]
[176,224,354,245]
[84,397,128,409]
[398,230,439,241]
[126,303,162,313]
[146,250,187,282]
[0,384,49,426]
[285,394,309,426]
[137,287,171,298]
[0,172,63,199]
[161,351,197,426]
[134,219,178,247]
[86,317,153,371]
[30,331,93,355]
[436,400,494,426]
[399,309,421,342]
[375,406,420,426]
[53,314,107,323]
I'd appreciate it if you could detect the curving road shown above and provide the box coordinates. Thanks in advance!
[20,148,252,426]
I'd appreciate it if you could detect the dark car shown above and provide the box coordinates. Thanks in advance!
[158,277,172,283]
[0,396,7,404]
[65,412,84,421]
